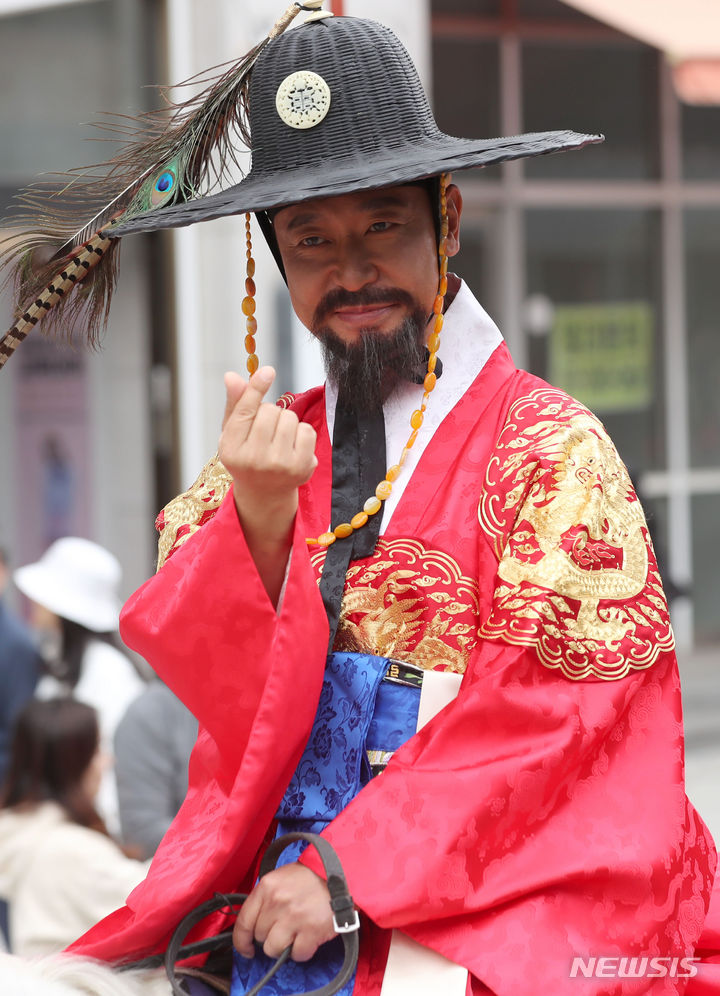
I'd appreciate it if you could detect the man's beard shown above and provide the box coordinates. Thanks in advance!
[313,288,428,413]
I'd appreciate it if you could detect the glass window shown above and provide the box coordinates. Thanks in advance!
[0,1,153,184]
[525,208,665,473]
[682,104,720,180]
[431,0,501,14]
[685,209,720,470]
[432,38,502,181]
[522,42,660,179]
[433,38,500,139]
[691,495,720,645]
[635,493,677,602]
[449,207,504,324]
[517,0,601,21]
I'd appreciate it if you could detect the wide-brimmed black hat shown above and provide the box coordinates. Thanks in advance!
[112,14,601,238]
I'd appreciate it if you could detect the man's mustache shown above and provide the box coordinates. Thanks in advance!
[312,287,418,328]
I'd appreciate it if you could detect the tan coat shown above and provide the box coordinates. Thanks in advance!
[0,802,147,957]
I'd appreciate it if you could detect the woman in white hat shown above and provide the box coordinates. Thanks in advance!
[13,538,145,836]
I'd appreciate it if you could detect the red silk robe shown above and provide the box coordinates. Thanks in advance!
[70,342,717,994]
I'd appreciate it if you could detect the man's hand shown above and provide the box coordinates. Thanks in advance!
[219,367,317,603]
[220,366,318,529]
[233,863,336,963]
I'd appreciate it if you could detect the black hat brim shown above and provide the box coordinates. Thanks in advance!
[109,129,602,239]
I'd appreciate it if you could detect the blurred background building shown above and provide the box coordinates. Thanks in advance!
[0,0,718,665]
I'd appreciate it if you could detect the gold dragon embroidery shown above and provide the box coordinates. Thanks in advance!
[478,389,674,680]
[311,539,480,673]
[156,454,232,569]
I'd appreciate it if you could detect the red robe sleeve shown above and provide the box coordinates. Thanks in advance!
[299,389,717,994]
[68,485,330,962]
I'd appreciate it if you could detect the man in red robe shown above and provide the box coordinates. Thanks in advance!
[68,8,718,995]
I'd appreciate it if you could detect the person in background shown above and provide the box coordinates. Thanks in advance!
[0,698,149,958]
[13,538,145,835]
[0,547,41,796]
[0,547,43,951]
[114,679,198,859]
[0,548,42,946]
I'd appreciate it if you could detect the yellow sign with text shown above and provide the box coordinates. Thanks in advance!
[550,302,654,412]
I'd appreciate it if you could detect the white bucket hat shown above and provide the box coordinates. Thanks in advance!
[14,537,122,632]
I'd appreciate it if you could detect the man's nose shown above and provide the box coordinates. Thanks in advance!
[333,238,378,291]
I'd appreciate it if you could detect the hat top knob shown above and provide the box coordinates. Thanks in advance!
[298,0,334,18]
[299,0,333,22]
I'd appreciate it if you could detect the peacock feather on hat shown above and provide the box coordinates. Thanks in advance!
[0,1,323,370]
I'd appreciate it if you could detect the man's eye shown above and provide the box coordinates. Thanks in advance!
[369,221,393,232]
[300,235,326,247]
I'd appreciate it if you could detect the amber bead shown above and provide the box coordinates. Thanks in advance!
[246,354,259,375]
[246,248,253,259]
[246,316,258,335]
[428,353,437,374]
[410,410,424,430]
[351,512,369,529]
[318,532,337,547]
[244,335,256,353]
[334,522,353,539]
[438,237,448,257]
[427,331,441,353]
[242,296,256,316]
[246,257,256,278]
[376,480,393,500]
[385,464,402,482]
[433,313,444,334]
[440,257,448,276]
[245,277,256,297]
[424,372,437,393]
[406,429,418,448]
[399,446,412,465]
[364,496,382,515]
[438,275,448,296]
[432,294,444,316]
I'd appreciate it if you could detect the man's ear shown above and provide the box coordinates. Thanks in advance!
[444,184,462,258]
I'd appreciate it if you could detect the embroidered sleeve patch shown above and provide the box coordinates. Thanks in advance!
[156,454,232,570]
[478,389,674,680]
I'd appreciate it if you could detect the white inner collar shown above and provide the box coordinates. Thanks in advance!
[324,279,503,532]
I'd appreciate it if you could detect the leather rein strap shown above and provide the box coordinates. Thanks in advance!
[162,831,360,996]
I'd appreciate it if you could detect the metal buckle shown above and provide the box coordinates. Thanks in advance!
[333,908,361,934]
[384,657,424,689]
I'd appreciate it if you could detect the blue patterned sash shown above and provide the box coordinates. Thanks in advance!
[231,652,421,996]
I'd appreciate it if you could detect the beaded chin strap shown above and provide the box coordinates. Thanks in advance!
[243,214,260,376]
[241,171,451,548]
